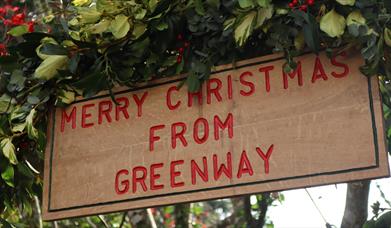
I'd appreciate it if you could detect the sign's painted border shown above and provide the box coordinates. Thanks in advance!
[47,55,380,212]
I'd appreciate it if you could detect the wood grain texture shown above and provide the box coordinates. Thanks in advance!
[42,52,389,220]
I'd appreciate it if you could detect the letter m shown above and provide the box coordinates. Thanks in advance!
[61,106,76,132]
[214,113,233,140]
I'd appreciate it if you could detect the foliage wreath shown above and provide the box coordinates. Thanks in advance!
[0,0,390,225]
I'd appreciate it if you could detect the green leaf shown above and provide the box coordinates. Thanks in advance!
[239,0,255,8]
[57,90,76,105]
[7,25,28,37]
[336,0,355,6]
[1,138,17,165]
[255,6,273,29]
[0,218,14,228]
[303,13,320,53]
[347,10,366,26]
[34,55,69,80]
[40,43,68,55]
[110,15,131,39]
[132,23,147,40]
[77,6,102,24]
[186,72,201,92]
[194,0,206,15]
[256,0,271,7]
[26,109,39,140]
[385,28,391,47]
[1,164,14,187]
[234,11,257,46]
[320,9,346,38]
[89,19,111,34]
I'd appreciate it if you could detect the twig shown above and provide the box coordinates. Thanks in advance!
[98,215,110,228]
[146,208,157,228]
[119,212,127,228]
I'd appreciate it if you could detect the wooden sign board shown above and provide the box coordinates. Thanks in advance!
[43,52,389,220]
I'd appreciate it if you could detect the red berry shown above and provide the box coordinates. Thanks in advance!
[178,47,184,53]
[177,34,183,41]
[289,2,295,8]
[292,0,298,4]
[307,0,314,5]
[300,4,307,11]
[184,41,190,47]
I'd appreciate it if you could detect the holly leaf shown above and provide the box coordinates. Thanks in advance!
[1,138,17,165]
[34,55,69,80]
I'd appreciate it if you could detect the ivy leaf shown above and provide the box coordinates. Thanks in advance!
[186,72,201,92]
[255,6,273,29]
[7,25,28,37]
[385,28,391,47]
[132,23,147,40]
[347,10,366,26]
[34,55,69,80]
[26,109,39,140]
[234,11,257,46]
[320,9,346,38]
[77,6,101,24]
[1,164,14,187]
[336,0,355,6]
[1,138,17,165]
[0,218,14,228]
[110,15,131,39]
[256,0,271,7]
[56,90,76,105]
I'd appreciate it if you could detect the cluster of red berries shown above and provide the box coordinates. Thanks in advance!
[288,0,315,11]
[176,34,190,63]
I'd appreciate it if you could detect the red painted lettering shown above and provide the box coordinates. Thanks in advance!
[98,100,112,124]
[115,97,130,121]
[214,113,233,140]
[188,90,203,107]
[207,78,222,104]
[81,104,94,128]
[193,118,209,144]
[133,91,148,117]
[239,71,255,96]
[166,86,181,110]
[331,51,349,78]
[150,163,164,190]
[114,169,129,195]
[255,144,274,174]
[191,157,208,185]
[171,122,188,149]
[132,166,148,193]
[170,160,185,188]
[312,56,328,83]
[149,124,165,152]
[259,65,274,92]
[61,106,76,132]
[283,61,303,89]
[237,150,254,178]
[213,152,232,180]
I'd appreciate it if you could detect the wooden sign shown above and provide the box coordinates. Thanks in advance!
[42,52,389,220]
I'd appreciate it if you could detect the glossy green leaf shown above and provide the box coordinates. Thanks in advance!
[336,0,355,6]
[1,164,14,187]
[26,109,39,140]
[7,25,28,37]
[34,55,69,80]
[1,138,17,165]
[234,11,257,46]
[320,9,346,38]
[110,15,131,39]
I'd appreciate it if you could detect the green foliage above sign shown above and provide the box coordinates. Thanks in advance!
[0,0,390,225]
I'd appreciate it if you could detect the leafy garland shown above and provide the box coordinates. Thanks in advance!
[0,0,390,225]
